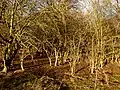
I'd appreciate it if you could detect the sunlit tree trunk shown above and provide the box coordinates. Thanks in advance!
[54,48,58,66]
[91,36,95,74]
[20,50,24,71]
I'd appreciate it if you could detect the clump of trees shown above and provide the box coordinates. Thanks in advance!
[0,0,120,88]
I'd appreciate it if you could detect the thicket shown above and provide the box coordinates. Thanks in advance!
[0,0,120,89]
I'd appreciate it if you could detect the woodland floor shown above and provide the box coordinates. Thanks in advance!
[0,58,120,90]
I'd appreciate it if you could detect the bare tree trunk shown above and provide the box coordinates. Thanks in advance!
[44,49,52,66]
[20,49,24,71]
[2,59,7,73]
[91,36,95,74]
[20,58,24,71]
[43,45,52,66]
[69,59,76,75]
[54,48,58,66]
